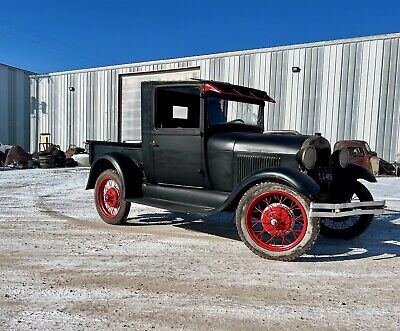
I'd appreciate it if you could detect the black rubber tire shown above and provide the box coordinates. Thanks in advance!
[40,162,55,169]
[39,155,55,168]
[320,181,374,239]
[94,170,131,225]
[236,182,320,261]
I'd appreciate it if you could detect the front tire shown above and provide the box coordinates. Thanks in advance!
[94,170,131,225]
[320,181,373,239]
[236,183,319,261]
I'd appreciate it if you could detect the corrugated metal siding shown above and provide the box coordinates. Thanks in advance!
[31,33,400,160]
[0,64,31,149]
[119,68,200,142]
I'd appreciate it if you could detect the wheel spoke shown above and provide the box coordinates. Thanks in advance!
[264,196,272,206]
[265,234,277,244]
[254,206,264,214]
[254,230,266,238]
[292,214,304,223]
[251,217,262,228]
[280,235,289,245]
[288,201,296,210]
[289,229,299,239]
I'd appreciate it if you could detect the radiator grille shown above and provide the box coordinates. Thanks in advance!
[237,154,281,181]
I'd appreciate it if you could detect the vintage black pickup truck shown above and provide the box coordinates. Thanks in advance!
[87,80,385,261]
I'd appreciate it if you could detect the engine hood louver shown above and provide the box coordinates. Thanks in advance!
[236,154,281,182]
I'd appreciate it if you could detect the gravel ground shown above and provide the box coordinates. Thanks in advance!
[0,168,399,330]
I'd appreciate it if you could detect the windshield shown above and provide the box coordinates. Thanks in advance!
[206,97,264,130]
[364,142,372,153]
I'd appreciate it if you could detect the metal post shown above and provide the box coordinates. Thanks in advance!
[35,77,40,152]
[68,86,75,148]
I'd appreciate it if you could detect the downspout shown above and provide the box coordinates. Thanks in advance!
[35,76,40,153]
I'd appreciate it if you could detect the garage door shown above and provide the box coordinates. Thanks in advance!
[119,67,200,142]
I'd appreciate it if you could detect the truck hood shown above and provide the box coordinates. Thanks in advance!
[208,131,311,154]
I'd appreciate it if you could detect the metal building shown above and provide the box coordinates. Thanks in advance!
[31,33,400,161]
[0,63,32,150]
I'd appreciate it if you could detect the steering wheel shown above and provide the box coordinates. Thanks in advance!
[229,119,245,124]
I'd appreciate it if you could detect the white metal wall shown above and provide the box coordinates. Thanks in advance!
[31,33,400,160]
[0,64,31,149]
[120,68,200,142]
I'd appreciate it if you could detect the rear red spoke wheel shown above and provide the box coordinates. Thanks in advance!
[245,190,308,252]
[94,170,131,225]
[97,176,121,218]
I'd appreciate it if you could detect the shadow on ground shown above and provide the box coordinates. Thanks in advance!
[126,212,400,262]
[127,212,240,241]
[301,213,400,262]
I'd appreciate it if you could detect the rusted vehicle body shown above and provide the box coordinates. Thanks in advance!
[395,153,400,176]
[334,140,379,176]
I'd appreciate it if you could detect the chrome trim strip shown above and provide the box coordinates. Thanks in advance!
[311,201,385,209]
[309,200,386,218]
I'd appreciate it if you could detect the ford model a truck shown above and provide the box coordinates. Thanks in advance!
[86,80,385,261]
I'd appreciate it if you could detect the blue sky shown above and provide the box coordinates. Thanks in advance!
[0,0,399,73]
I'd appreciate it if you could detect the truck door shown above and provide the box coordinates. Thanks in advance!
[151,86,204,187]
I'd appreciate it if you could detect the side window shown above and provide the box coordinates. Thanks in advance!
[155,86,200,129]
[347,147,365,157]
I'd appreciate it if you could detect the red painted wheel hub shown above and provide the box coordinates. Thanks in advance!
[261,203,294,234]
[245,190,308,252]
[97,177,121,218]
[104,187,119,208]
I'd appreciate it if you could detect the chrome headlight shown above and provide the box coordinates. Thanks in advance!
[296,146,317,170]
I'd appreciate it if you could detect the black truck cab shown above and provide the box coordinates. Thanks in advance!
[87,80,385,261]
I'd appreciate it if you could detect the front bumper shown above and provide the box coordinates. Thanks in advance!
[309,200,386,218]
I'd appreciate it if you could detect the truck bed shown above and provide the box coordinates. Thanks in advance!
[88,140,143,166]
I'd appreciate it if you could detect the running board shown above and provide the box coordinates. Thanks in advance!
[127,197,215,215]
[309,200,386,218]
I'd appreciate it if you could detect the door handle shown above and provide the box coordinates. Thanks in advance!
[150,140,159,147]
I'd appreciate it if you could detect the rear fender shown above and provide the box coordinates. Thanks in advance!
[86,153,143,199]
[218,167,320,212]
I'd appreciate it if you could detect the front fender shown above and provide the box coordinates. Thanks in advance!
[86,153,142,199]
[333,163,376,183]
[217,167,320,212]
[329,163,376,202]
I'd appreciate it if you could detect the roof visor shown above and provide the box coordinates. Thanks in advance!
[201,80,276,104]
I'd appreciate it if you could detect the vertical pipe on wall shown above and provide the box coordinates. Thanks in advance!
[34,76,40,152]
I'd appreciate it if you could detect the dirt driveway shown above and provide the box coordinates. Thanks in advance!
[0,168,399,330]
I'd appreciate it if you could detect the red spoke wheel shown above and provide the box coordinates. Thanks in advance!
[236,183,319,261]
[94,170,131,225]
